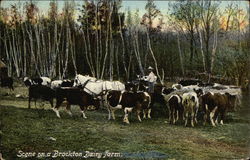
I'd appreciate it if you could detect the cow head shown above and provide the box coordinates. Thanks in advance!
[194,88,204,97]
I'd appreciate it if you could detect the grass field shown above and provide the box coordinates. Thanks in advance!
[0,85,250,160]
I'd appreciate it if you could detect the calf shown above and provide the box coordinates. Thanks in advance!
[167,94,183,124]
[182,92,199,127]
[0,77,14,91]
[53,88,100,118]
[105,90,151,124]
[28,85,55,108]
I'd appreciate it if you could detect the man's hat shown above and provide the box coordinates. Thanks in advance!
[148,66,153,70]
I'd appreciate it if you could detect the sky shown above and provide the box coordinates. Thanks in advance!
[1,0,249,18]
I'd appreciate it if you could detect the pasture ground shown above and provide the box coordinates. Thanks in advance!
[0,84,250,160]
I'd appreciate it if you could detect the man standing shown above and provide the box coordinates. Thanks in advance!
[146,66,157,93]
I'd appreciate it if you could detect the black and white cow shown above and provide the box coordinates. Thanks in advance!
[105,90,151,124]
[53,87,100,118]
[51,79,74,89]
[28,85,55,108]
[24,77,51,87]
[167,94,183,124]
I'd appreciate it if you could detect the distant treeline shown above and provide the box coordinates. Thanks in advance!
[0,0,249,86]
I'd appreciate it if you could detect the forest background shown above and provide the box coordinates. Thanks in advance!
[0,0,249,87]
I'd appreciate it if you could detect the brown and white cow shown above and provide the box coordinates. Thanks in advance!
[201,92,236,126]
[201,92,237,126]
[53,87,100,118]
[105,90,151,124]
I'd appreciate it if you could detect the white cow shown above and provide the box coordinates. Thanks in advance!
[40,77,51,86]
[51,80,63,89]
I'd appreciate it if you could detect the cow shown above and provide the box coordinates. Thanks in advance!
[24,77,51,87]
[28,85,55,109]
[53,87,100,118]
[51,79,74,89]
[105,90,151,124]
[0,77,14,91]
[167,94,183,124]
[182,91,199,127]
[178,79,203,86]
[51,80,63,89]
[201,92,237,126]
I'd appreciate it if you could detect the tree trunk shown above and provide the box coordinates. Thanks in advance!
[177,33,185,77]
[146,29,164,84]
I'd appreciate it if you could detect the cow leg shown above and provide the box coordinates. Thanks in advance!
[80,106,87,119]
[148,108,151,119]
[66,104,72,117]
[191,111,195,127]
[172,109,176,124]
[123,108,129,124]
[110,107,116,120]
[176,110,179,122]
[203,104,208,126]
[143,109,148,119]
[49,99,54,108]
[53,106,61,118]
[214,111,219,125]
[137,109,142,122]
[107,106,112,120]
[220,110,225,125]
[168,107,171,123]
[184,111,188,127]
[210,106,218,127]
[194,106,199,124]
[123,107,132,124]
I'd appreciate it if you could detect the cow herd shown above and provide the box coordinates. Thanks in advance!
[1,74,242,127]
